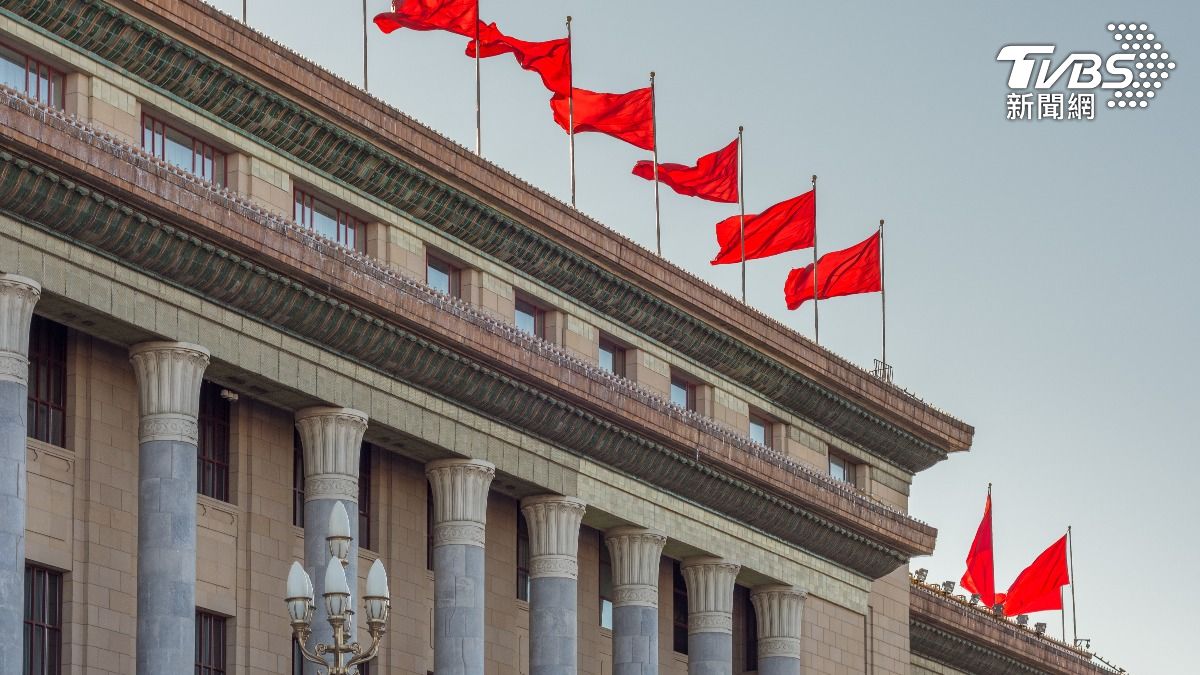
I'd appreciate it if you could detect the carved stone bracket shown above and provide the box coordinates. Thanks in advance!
[129,341,210,444]
[427,458,495,548]
[605,527,667,608]
[0,274,41,386]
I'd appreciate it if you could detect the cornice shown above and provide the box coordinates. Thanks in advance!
[0,0,972,472]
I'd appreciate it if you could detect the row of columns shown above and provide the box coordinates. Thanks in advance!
[0,272,808,675]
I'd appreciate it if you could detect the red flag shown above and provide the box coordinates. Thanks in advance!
[631,138,738,203]
[711,191,815,265]
[550,87,654,151]
[374,0,478,37]
[1003,535,1069,616]
[466,23,571,96]
[784,231,881,310]
[960,491,996,608]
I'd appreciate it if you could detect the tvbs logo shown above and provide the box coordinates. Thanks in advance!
[996,23,1174,120]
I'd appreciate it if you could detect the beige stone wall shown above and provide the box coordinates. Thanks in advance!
[803,594,868,674]
[868,567,913,675]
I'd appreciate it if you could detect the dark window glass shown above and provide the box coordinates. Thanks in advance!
[292,431,305,528]
[426,485,434,571]
[829,453,857,486]
[359,444,372,551]
[293,189,364,252]
[598,338,626,378]
[598,533,613,630]
[673,561,688,654]
[426,256,461,298]
[743,588,758,671]
[195,611,226,675]
[670,374,696,412]
[514,298,545,338]
[141,114,226,186]
[516,511,530,601]
[23,564,63,675]
[197,381,230,502]
[749,414,772,449]
[26,316,66,447]
[0,43,63,109]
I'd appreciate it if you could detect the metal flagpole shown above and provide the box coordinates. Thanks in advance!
[362,0,369,90]
[651,72,661,255]
[474,0,481,155]
[567,16,575,207]
[1061,587,1067,642]
[738,126,746,303]
[1068,526,1078,645]
[879,218,886,367]
[811,175,819,343]
[241,0,246,23]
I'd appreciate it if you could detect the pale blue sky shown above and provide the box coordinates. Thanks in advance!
[207,1,1197,671]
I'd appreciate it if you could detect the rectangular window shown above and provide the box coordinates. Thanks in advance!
[829,452,858,486]
[0,43,63,109]
[514,297,545,339]
[293,189,365,252]
[426,486,434,571]
[598,337,626,378]
[26,316,66,447]
[197,381,230,502]
[672,560,688,654]
[516,510,530,601]
[598,532,613,630]
[292,431,305,528]
[426,255,461,298]
[141,114,226,186]
[743,587,758,671]
[195,611,226,675]
[23,564,63,675]
[749,413,772,449]
[670,373,696,412]
[359,443,372,551]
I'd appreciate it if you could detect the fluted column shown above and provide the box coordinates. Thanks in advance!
[295,406,368,673]
[522,495,587,675]
[129,341,210,675]
[750,586,806,675]
[427,458,496,675]
[605,527,667,675]
[681,556,741,675]
[0,275,39,675]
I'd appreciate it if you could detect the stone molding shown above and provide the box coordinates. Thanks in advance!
[128,341,210,444]
[681,556,741,634]
[751,585,807,658]
[0,274,41,386]
[605,527,666,607]
[427,459,495,548]
[521,495,586,579]
[295,407,368,501]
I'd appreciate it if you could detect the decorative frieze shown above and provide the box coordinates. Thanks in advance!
[128,342,210,444]
[521,495,586,580]
[427,458,495,548]
[0,275,41,386]
[750,585,807,659]
[295,407,368,502]
[681,556,741,635]
[605,526,667,608]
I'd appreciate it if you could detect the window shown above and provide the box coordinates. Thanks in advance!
[0,43,63,109]
[670,373,696,412]
[598,336,626,378]
[294,189,364,252]
[197,381,230,502]
[426,254,461,298]
[23,564,63,675]
[514,297,545,338]
[742,588,758,671]
[26,316,66,447]
[359,443,372,550]
[426,485,434,571]
[749,413,772,449]
[672,561,688,654]
[195,611,226,675]
[516,510,530,601]
[829,452,858,486]
[598,532,613,630]
[292,431,305,528]
[142,114,226,186]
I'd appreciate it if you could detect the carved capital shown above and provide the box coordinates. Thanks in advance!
[751,584,806,658]
[682,556,740,634]
[605,526,666,607]
[129,341,210,444]
[521,495,586,579]
[0,274,41,386]
[427,458,494,548]
[295,406,368,498]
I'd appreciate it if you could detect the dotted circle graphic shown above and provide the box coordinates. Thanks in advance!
[1106,22,1173,110]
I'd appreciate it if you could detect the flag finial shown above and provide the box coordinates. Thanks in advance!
[811,174,817,186]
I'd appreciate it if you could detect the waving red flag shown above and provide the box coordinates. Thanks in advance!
[374,0,478,37]
[1003,535,1069,616]
[466,23,571,96]
[784,231,880,310]
[631,138,738,203]
[960,490,996,608]
[551,87,654,151]
[711,191,815,265]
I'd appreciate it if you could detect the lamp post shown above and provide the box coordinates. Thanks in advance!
[286,501,389,675]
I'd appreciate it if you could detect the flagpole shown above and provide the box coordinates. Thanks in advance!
[567,16,575,207]
[879,218,887,368]
[651,72,661,255]
[474,0,481,155]
[737,125,746,303]
[811,175,819,343]
[1068,525,1077,645]
[241,0,246,22]
[362,0,369,90]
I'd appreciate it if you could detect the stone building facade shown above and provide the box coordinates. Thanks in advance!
[0,0,1120,673]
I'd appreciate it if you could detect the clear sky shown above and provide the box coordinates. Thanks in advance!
[207,0,1197,671]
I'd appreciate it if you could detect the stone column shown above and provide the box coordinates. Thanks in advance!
[521,495,587,675]
[295,406,368,672]
[680,556,741,675]
[427,458,496,675]
[129,341,210,675]
[604,526,667,675]
[749,586,806,675]
[0,275,39,675]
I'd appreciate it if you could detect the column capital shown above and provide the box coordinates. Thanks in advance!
[0,274,41,386]
[427,458,495,548]
[681,556,741,635]
[129,341,210,444]
[520,495,586,580]
[604,526,667,608]
[295,406,368,502]
[750,584,807,659]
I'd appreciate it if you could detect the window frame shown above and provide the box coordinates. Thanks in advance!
[669,371,698,412]
[748,411,773,450]
[140,112,227,187]
[514,296,547,339]
[425,252,462,299]
[292,187,366,253]
[742,587,758,671]
[426,485,434,572]
[358,443,372,551]
[23,563,63,675]
[26,316,67,448]
[292,431,305,528]
[598,531,614,630]
[195,610,227,675]
[516,509,530,602]
[0,41,64,109]
[672,560,689,654]
[197,381,231,502]
[828,451,859,487]
[597,335,627,378]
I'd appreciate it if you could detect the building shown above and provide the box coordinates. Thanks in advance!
[0,0,1122,673]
